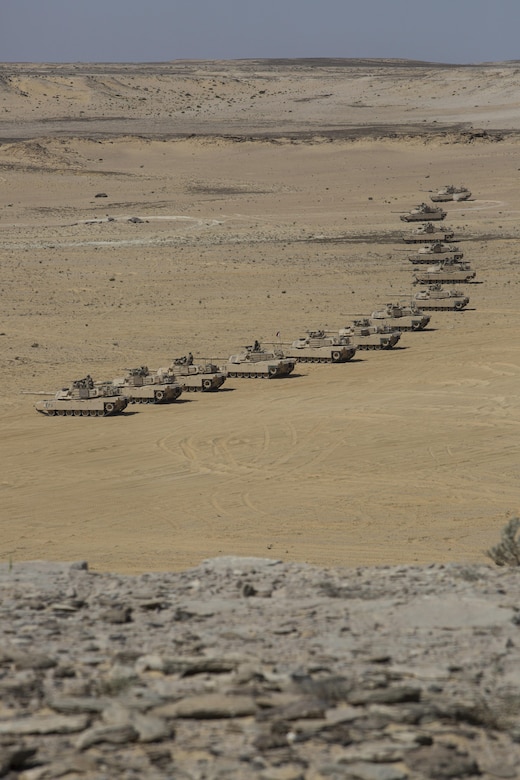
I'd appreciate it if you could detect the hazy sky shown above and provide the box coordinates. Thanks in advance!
[1,0,519,65]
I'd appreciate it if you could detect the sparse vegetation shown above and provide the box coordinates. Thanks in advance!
[486,518,520,566]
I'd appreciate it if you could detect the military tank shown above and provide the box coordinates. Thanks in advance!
[408,242,464,264]
[431,184,471,202]
[400,203,446,222]
[33,376,128,417]
[338,320,401,350]
[413,261,476,284]
[414,284,470,311]
[111,366,183,404]
[224,341,296,378]
[164,356,226,392]
[370,302,430,331]
[403,222,455,244]
[283,330,356,363]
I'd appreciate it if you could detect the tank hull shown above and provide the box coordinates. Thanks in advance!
[225,359,295,378]
[181,373,226,391]
[414,269,476,284]
[409,251,463,264]
[35,397,128,417]
[339,331,401,350]
[403,231,455,244]
[414,297,469,311]
[117,383,182,404]
[284,345,356,363]
[170,364,227,391]
[352,335,400,349]
[371,315,430,332]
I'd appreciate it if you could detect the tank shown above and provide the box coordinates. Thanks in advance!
[413,261,476,285]
[408,242,464,264]
[414,284,470,311]
[111,366,183,404]
[370,303,430,331]
[403,222,455,244]
[400,203,447,222]
[224,341,296,378]
[34,376,128,417]
[163,357,226,392]
[283,330,356,363]
[431,184,471,202]
[338,320,401,350]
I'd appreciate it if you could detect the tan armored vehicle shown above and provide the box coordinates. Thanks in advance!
[414,284,470,311]
[338,320,401,350]
[111,366,183,404]
[164,356,226,392]
[431,184,471,202]
[224,341,296,378]
[283,330,356,363]
[408,242,463,264]
[413,261,476,284]
[34,376,128,417]
[400,203,446,222]
[403,222,455,244]
[370,302,430,331]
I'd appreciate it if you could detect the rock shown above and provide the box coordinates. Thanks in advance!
[347,686,421,706]
[132,712,172,742]
[13,652,57,670]
[257,697,328,722]
[0,714,89,735]
[329,763,409,780]
[47,695,109,714]
[259,765,306,780]
[404,743,480,778]
[0,746,37,777]
[102,605,133,623]
[75,724,138,750]
[174,693,257,719]
[1,558,520,776]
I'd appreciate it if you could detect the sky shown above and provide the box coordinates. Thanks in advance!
[0,0,519,65]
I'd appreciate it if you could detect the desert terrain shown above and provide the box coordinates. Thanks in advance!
[0,60,519,573]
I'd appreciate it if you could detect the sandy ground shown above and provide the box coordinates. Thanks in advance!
[0,60,519,573]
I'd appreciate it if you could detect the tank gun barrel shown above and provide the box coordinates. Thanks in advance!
[20,390,56,396]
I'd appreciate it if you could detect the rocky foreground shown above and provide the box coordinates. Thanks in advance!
[1,557,520,779]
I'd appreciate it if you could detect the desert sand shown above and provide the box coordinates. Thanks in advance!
[0,60,519,573]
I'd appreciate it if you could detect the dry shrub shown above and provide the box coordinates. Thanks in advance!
[486,517,520,566]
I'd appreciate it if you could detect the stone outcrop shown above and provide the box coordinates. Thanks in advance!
[1,556,520,778]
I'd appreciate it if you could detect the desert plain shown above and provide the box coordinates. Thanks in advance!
[0,59,519,573]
